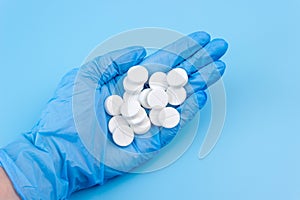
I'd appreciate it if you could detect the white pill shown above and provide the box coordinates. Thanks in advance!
[127,65,148,84]
[112,125,134,147]
[158,107,180,128]
[132,118,151,135]
[123,92,140,102]
[138,88,152,109]
[123,77,144,94]
[126,108,147,125]
[167,87,187,106]
[167,68,188,87]
[108,116,129,133]
[149,72,168,91]
[149,109,162,126]
[104,95,123,116]
[120,100,141,118]
[147,89,168,109]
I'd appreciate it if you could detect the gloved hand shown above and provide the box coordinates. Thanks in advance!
[0,31,228,199]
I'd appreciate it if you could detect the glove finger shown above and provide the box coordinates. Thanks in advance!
[80,46,146,86]
[185,60,226,97]
[140,31,210,73]
[176,39,228,75]
[159,90,207,147]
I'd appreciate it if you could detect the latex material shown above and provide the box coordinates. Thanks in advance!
[0,31,228,199]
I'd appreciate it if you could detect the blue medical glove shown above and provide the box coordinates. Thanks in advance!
[0,31,228,200]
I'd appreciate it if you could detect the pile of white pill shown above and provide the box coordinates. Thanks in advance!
[104,65,188,147]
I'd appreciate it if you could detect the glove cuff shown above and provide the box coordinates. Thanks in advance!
[0,147,34,199]
[0,132,103,199]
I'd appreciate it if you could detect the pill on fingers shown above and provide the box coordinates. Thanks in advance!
[123,77,143,94]
[149,72,168,91]
[123,92,140,102]
[167,87,187,106]
[147,89,168,109]
[112,125,134,147]
[108,116,129,133]
[126,108,147,125]
[104,95,123,116]
[167,68,188,87]
[149,109,162,126]
[120,100,141,118]
[158,107,180,128]
[127,65,148,84]
[138,88,152,109]
[132,118,151,135]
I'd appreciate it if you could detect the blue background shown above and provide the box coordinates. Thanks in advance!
[1,0,299,199]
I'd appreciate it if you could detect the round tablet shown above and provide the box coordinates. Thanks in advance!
[149,109,162,126]
[158,107,180,128]
[167,87,187,106]
[123,77,144,94]
[132,118,151,135]
[147,89,168,109]
[112,125,134,147]
[127,65,148,84]
[167,68,188,87]
[104,95,123,116]
[126,108,147,125]
[108,116,129,133]
[123,92,140,102]
[149,72,168,91]
[120,100,141,118]
[138,88,152,109]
